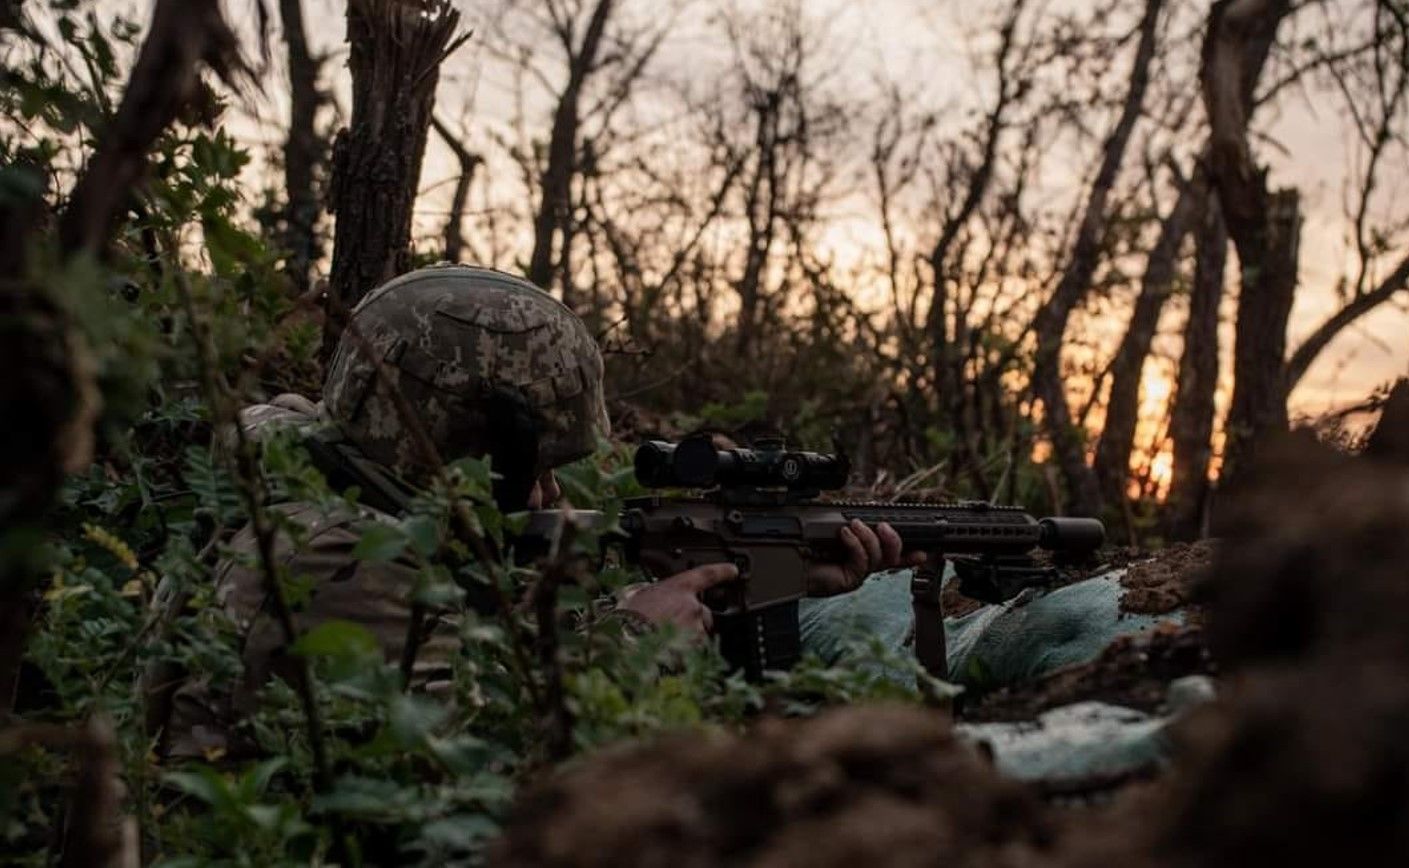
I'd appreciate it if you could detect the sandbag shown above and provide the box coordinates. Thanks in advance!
[955,676,1216,787]
[798,567,1184,689]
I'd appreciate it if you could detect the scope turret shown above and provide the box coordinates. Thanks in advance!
[634,437,849,492]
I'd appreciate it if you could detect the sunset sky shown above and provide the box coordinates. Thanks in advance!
[86,0,1409,427]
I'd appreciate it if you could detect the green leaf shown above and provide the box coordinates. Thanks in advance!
[351,523,407,563]
[293,620,380,661]
[164,767,233,810]
[403,514,440,558]
[387,694,449,746]
[415,814,500,854]
[313,775,407,819]
[238,757,287,800]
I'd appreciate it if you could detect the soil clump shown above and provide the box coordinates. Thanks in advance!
[1118,541,1213,616]
[493,705,1054,868]
[962,624,1213,723]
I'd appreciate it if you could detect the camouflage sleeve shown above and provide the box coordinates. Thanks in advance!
[158,503,462,761]
[229,506,463,703]
[593,582,654,637]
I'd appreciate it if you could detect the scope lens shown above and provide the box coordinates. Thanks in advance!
[633,441,675,487]
[672,437,720,488]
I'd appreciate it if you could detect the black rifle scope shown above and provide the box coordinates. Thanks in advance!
[635,437,850,491]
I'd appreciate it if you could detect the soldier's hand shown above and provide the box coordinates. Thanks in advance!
[617,562,740,637]
[805,520,927,597]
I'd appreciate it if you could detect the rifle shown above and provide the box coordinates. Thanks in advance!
[519,436,1105,679]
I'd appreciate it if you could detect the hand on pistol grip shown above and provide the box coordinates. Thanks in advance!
[623,554,741,637]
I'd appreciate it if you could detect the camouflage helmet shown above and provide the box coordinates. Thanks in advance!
[324,265,609,479]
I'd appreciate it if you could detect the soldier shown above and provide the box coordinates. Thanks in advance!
[145,265,909,760]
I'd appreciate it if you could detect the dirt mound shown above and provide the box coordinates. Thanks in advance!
[493,705,1054,868]
[1063,660,1409,868]
[1153,662,1409,867]
[1061,436,1409,868]
[964,624,1214,723]
[1202,434,1409,670]
[1118,541,1214,616]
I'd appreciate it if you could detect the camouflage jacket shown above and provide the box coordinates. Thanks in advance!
[144,399,461,761]
[144,498,462,761]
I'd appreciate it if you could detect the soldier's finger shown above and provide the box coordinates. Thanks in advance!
[671,562,741,594]
[851,519,883,569]
[839,526,868,577]
[877,522,903,566]
[699,605,714,635]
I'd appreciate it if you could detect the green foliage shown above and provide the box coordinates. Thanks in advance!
[0,10,958,865]
[697,389,771,428]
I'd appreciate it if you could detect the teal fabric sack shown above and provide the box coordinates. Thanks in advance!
[798,567,1183,689]
[797,567,1202,788]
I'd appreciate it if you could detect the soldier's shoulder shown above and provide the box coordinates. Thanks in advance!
[224,499,397,558]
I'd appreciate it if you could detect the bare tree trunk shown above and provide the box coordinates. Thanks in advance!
[1029,0,1164,517]
[1200,0,1296,486]
[432,115,482,263]
[1166,191,1227,540]
[278,0,324,292]
[527,0,616,304]
[735,93,782,358]
[1093,179,1199,507]
[325,0,463,354]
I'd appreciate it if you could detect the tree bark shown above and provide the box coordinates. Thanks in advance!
[1029,0,1163,517]
[325,0,462,354]
[1199,0,1296,486]
[1093,178,1199,506]
[735,89,783,358]
[1165,190,1227,540]
[432,115,482,264]
[278,0,324,292]
[1224,188,1299,477]
[527,0,616,303]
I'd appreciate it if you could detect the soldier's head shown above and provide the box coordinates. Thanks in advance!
[322,265,609,510]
